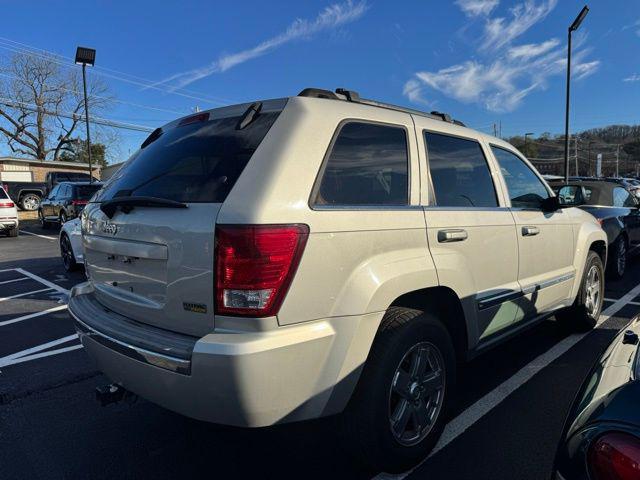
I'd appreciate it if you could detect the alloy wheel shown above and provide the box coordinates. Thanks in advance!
[388,341,445,446]
[61,235,74,269]
[584,264,602,317]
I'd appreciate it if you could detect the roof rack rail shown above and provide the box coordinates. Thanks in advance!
[297,88,465,127]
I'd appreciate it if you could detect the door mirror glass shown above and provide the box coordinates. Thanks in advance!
[557,185,584,206]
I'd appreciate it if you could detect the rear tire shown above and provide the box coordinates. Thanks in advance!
[341,307,455,473]
[8,227,18,237]
[556,251,604,331]
[19,193,40,211]
[606,236,626,279]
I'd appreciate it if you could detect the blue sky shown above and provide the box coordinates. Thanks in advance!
[1,0,639,162]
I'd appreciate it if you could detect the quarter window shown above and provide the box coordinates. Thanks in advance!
[314,122,409,206]
[613,187,635,207]
[425,132,498,207]
[491,146,549,209]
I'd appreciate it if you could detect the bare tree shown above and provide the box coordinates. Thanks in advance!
[0,53,112,161]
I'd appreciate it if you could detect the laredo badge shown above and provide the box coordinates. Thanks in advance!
[183,302,207,314]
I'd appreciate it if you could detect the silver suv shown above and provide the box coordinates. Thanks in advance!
[70,88,607,472]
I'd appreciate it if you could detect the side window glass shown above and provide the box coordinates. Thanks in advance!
[314,122,409,206]
[425,132,498,207]
[613,187,634,207]
[48,185,60,200]
[491,146,549,209]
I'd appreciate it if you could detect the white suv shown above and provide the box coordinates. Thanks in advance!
[70,89,607,472]
[0,186,18,237]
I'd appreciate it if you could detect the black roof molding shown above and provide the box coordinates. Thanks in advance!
[297,87,465,127]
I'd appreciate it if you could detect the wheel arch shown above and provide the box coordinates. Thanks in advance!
[390,286,469,363]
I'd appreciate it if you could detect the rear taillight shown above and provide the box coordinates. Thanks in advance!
[0,202,14,208]
[589,432,640,480]
[215,224,309,317]
[72,200,88,206]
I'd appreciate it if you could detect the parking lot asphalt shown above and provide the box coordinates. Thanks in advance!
[1,221,639,480]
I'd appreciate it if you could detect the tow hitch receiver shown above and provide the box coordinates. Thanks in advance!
[95,383,136,406]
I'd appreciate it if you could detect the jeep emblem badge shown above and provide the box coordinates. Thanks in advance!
[102,222,118,236]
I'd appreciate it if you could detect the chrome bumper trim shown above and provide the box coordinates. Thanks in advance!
[71,312,191,375]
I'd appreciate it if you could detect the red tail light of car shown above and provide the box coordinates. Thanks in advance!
[0,201,15,208]
[589,432,640,480]
[215,224,309,317]
[72,200,88,206]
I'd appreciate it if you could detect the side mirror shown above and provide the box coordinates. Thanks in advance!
[541,195,561,212]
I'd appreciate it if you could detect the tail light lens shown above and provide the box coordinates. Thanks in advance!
[215,224,309,317]
[0,202,15,208]
[72,200,88,206]
[589,432,640,480]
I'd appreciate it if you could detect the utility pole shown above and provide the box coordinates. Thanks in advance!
[499,120,502,139]
[574,136,578,176]
[493,123,497,137]
[616,144,620,178]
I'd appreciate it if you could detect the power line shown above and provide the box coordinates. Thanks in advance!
[0,97,154,132]
[0,39,235,106]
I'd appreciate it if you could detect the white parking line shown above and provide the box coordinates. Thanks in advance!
[19,230,56,241]
[3,344,84,367]
[0,333,79,366]
[15,268,70,295]
[0,305,68,327]
[375,281,640,480]
[0,287,53,303]
[605,297,640,306]
[0,277,28,286]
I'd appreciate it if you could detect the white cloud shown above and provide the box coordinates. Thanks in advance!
[507,38,559,60]
[404,0,600,113]
[481,0,557,51]
[622,18,640,36]
[150,1,368,90]
[405,44,599,113]
[624,74,640,82]
[455,0,499,17]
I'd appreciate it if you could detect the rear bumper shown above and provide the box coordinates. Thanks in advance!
[69,282,382,427]
[0,219,18,230]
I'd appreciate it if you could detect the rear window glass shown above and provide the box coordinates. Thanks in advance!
[94,107,283,203]
[75,185,102,200]
[0,188,8,199]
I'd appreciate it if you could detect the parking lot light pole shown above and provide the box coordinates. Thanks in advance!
[564,6,589,183]
[75,47,96,184]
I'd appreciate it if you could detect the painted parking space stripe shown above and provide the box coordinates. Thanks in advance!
[0,287,53,303]
[0,305,68,327]
[18,230,56,241]
[15,268,70,295]
[0,333,79,368]
[376,280,640,480]
[605,297,640,306]
[3,344,84,367]
[0,277,28,286]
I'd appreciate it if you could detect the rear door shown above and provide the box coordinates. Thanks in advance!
[83,99,287,337]
[42,185,58,218]
[489,145,575,320]
[416,125,520,343]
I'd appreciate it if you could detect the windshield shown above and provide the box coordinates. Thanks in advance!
[94,104,284,204]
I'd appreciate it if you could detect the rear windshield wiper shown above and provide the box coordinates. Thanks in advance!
[100,196,188,219]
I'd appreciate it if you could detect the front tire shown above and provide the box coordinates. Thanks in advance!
[60,233,78,272]
[39,210,50,229]
[341,307,455,473]
[556,250,604,331]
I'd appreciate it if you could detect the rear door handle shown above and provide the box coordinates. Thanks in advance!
[438,229,468,243]
[522,226,540,236]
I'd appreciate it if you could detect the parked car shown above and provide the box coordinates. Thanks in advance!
[553,316,640,480]
[59,217,84,272]
[68,88,607,472]
[38,181,103,228]
[551,179,640,278]
[0,186,18,237]
[2,171,98,211]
